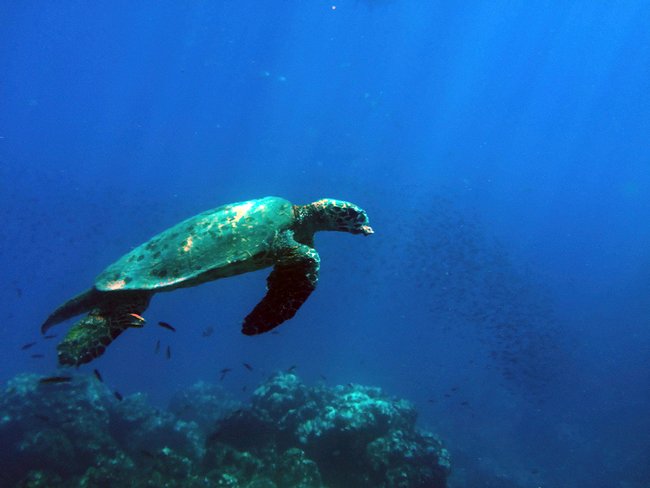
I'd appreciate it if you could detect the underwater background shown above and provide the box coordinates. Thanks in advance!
[1,1,649,487]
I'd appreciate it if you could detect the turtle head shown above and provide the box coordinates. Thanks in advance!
[296,199,373,236]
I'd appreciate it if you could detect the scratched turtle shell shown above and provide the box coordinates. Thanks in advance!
[95,196,295,291]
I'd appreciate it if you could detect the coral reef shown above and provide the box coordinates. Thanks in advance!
[168,380,239,432]
[207,373,449,487]
[0,372,449,487]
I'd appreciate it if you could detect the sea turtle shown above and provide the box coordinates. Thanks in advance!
[41,196,373,366]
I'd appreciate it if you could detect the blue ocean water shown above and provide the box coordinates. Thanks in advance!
[1,1,649,486]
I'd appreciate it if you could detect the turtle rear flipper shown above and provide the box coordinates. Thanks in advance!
[242,244,320,335]
[41,288,104,334]
[57,293,151,366]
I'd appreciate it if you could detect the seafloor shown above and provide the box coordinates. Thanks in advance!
[0,372,450,487]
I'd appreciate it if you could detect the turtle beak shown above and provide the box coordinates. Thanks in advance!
[360,225,374,236]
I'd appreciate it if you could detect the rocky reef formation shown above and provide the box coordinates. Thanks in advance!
[207,373,449,487]
[0,372,449,487]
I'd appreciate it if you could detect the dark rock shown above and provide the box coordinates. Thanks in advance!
[275,448,322,488]
[206,373,450,488]
[15,470,63,488]
[109,392,203,460]
[0,374,119,485]
[0,372,449,488]
[168,380,239,431]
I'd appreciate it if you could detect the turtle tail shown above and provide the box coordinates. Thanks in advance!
[57,292,151,366]
[41,288,106,334]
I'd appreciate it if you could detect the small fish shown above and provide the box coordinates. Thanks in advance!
[21,342,37,350]
[140,449,155,458]
[166,345,171,359]
[242,385,247,392]
[201,326,214,337]
[30,354,44,359]
[242,362,253,371]
[39,376,72,384]
[157,321,176,332]
[154,340,160,354]
[93,369,103,382]
[34,414,50,422]
[129,313,146,323]
[43,334,57,340]
[460,401,469,406]
[219,368,232,381]
[114,391,123,401]
[319,374,327,380]
[286,365,297,373]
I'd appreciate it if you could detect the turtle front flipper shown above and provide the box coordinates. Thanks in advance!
[57,292,151,366]
[242,237,320,335]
